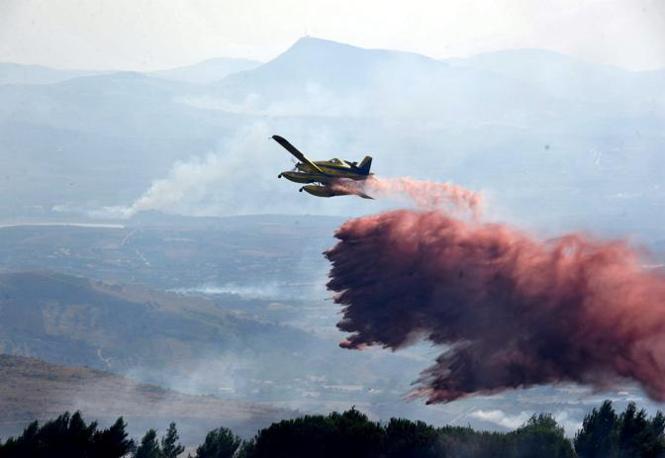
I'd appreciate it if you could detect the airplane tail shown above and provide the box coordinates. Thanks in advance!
[358,156,372,174]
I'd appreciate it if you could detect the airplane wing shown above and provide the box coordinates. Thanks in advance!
[272,135,324,173]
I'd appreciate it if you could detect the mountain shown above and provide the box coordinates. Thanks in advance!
[216,37,439,94]
[151,57,261,84]
[0,63,101,85]
[210,36,567,122]
[0,354,288,442]
[0,71,206,135]
[450,48,665,113]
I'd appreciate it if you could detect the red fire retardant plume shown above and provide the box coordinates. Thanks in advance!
[325,209,665,403]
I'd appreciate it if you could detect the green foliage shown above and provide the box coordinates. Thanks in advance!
[244,408,575,458]
[161,422,185,458]
[575,400,665,458]
[195,426,242,458]
[4,400,665,458]
[575,400,619,458]
[618,402,665,458]
[508,414,575,458]
[246,407,384,458]
[0,411,134,458]
[134,429,162,458]
[92,417,135,458]
[384,417,439,458]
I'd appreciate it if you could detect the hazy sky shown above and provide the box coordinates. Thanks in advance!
[1,0,664,71]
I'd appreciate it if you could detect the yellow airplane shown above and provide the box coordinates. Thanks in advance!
[273,135,373,199]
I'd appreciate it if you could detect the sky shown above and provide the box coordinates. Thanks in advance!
[1,0,664,72]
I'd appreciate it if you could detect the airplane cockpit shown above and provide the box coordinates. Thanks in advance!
[330,158,350,167]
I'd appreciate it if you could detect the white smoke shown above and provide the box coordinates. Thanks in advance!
[169,282,312,300]
[97,123,280,218]
[98,122,386,219]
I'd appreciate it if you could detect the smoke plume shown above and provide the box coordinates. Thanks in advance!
[325,208,665,403]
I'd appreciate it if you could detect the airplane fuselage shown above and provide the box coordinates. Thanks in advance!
[279,161,370,184]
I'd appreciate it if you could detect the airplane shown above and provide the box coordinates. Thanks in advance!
[272,135,373,199]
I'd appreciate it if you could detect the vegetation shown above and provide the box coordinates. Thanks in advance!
[0,401,663,457]
[574,400,665,458]
[194,426,242,458]
[0,412,133,458]
[161,423,185,458]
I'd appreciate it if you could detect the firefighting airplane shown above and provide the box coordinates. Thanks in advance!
[272,135,373,199]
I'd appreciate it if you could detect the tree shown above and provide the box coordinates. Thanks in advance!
[618,402,648,457]
[575,400,665,458]
[92,417,136,458]
[510,414,575,458]
[644,411,665,458]
[384,418,439,458]
[134,429,162,458]
[0,420,40,457]
[235,439,255,458]
[0,411,134,458]
[618,402,665,458]
[195,426,241,458]
[161,423,185,458]
[575,400,619,458]
[246,408,384,458]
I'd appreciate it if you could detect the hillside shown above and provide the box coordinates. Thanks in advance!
[0,271,329,396]
[0,354,288,443]
[151,57,261,84]
[0,267,434,421]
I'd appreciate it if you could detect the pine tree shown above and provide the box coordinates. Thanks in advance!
[575,400,619,458]
[619,403,665,458]
[195,427,241,458]
[618,402,649,457]
[93,417,136,458]
[134,429,162,458]
[510,414,575,458]
[161,423,185,458]
[644,411,665,458]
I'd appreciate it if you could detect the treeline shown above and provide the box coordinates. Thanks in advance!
[0,400,664,457]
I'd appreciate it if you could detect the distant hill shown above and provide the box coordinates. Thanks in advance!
[0,63,101,85]
[0,264,436,422]
[215,37,440,95]
[0,354,288,443]
[211,36,564,121]
[151,57,261,84]
[0,71,203,135]
[449,48,665,111]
